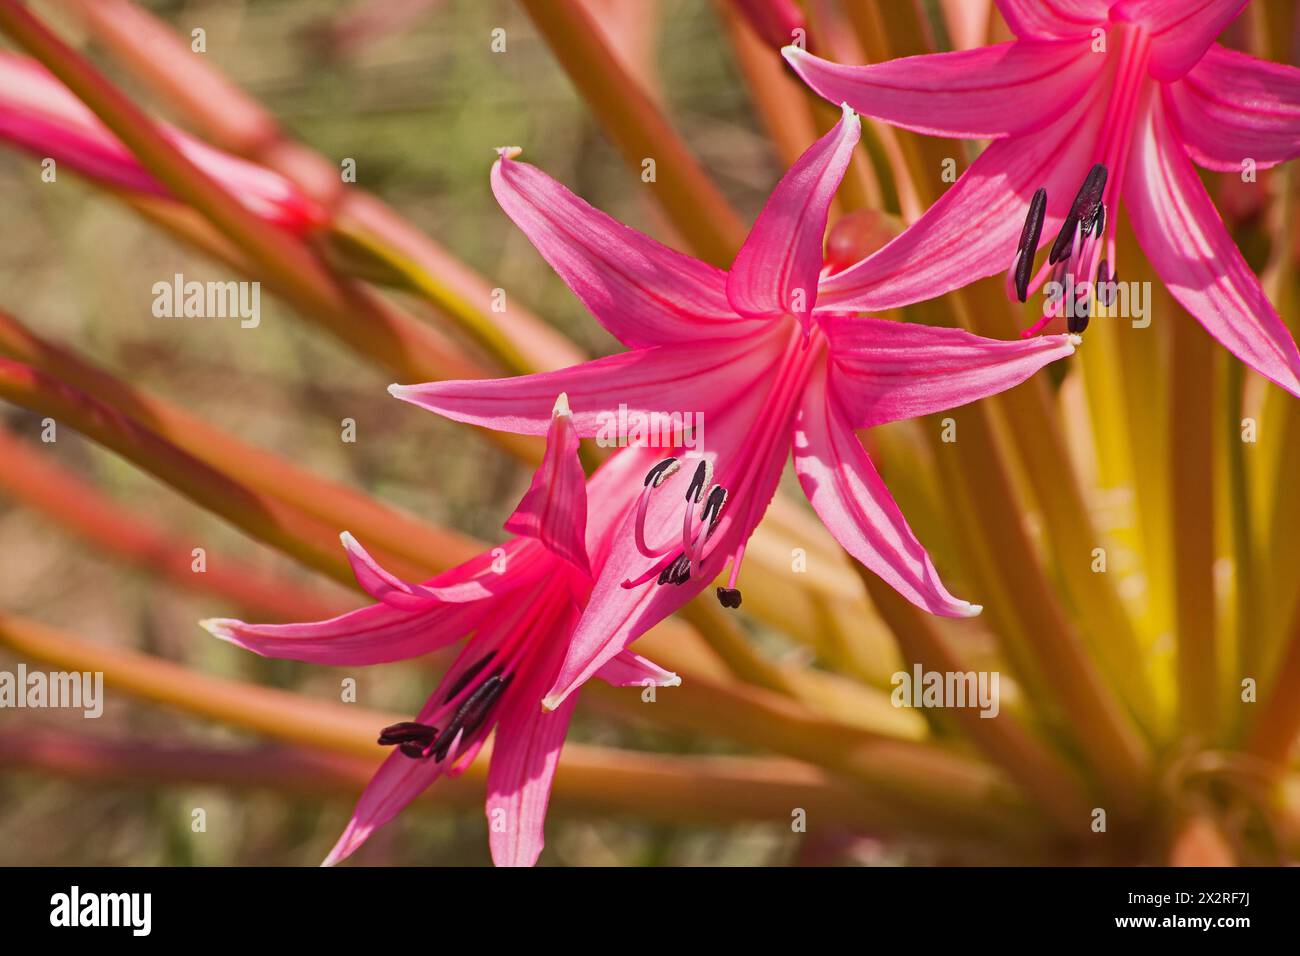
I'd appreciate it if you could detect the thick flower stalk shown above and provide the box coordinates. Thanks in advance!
[202,396,676,867]
[390,111,1078,712]
[785,0,1300,396]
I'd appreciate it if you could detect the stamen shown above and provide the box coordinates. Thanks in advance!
[643,457,679,488]
[441,651,495,703]
[685,459,712,503]
[656,552,692,586]
[716,587,742,608]
[700,485,727,533]
[378,721,439,759]
[635,458,682,558]
[1097,261,1116,307]
[1069,289,1090,334]
[433,673,512,762]
[1089,203,1105,240]
[1049,163,1107,264]
[1013,188,1047,303]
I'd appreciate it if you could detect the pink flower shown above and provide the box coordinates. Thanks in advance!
[390,115,1077,713]
[0,52,326,233]
[784,0,1300,396]
[202,395,677,867]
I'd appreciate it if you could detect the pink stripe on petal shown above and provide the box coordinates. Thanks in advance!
[1115,0,1246,81]
[793,364,981,618]
[727,104,860,327]
[824,315,1077,428]
[784,40,1100,139]
[491,154,771,346]
[1166,45,1300,172]
[503,394,592,576]
[1125,91,1300,398]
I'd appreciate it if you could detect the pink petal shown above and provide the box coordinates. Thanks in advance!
[815,86,1105,312]
[994,0,1111,38]
[595,649,682,687]
[793,363,981,618]
[339,531,513,609]
[825,315,1078,428]
[726,104,860,327]
[199,597,486,665]
[503,394,591,576]
[783,39,1100,139]
[491,152,772,346]
[1165,44,1300,172]
[1114,0,1246,81]
[1125,89,1300,398]
[485,691,579,867]
[323,747,447,866]
[388,327,787,436]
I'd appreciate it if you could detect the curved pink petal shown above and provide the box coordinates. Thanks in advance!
[485,690,578,867]
[1165,45,1300,172]
[199,596,487,665]
[783,40,1100,139]
[1125,91,1300,398]
[726,105,860,327]
[793,363,980,618]
[389,327,786,437]
[323,746,447,866]
[1115,0,1246,81]
[595,649,682,687]
[995,0,1111,38]
[825,315,1077,428]
[491,152,771,347]
[339,531,512,609]
[816,86,1105,312]
[503,394,591,576]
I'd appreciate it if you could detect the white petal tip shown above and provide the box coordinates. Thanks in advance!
[540,693,565,713]
[495,146,522,160]
[781,44,807,61]
[552,392,571,417]
[199,618,235,640]
[664,674,683,688]
[1067,334,1083,347]
[963,603,984,617]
